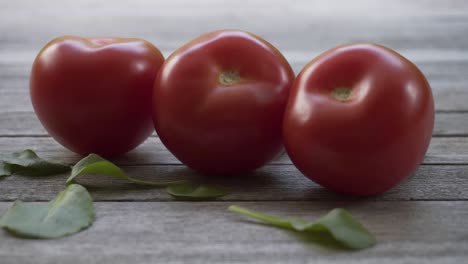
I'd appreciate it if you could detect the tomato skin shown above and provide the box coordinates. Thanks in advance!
[153,30,294,175]
[283,43,434,196]
[30,36,164,157]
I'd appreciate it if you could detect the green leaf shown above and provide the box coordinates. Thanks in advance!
[0,162,13,177]
[0,184,94,238]
[228,205,376,249]
[0,149,71,177]
[166,182,230,200]
[67,154,187,187]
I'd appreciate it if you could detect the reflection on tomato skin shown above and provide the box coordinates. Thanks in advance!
[153,30,295,175]
[284,43,434,196]
[31,36,164,157]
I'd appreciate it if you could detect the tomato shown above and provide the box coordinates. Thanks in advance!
[30,36,164,157]
[283,43,434,196]
[153,30,294,175]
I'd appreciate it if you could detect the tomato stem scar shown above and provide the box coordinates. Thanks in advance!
[219,70,241,86]
[331,87,352,101]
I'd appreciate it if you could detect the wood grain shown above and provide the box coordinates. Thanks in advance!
[0,136,466,165]
[1,0,468,111]
[0,201,467,264]
[1,0,468,51]
[1,0,468,263]
[0,164,466,202]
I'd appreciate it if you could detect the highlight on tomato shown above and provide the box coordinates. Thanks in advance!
[283,43,434,196]
[30,36,164,157]
[153,30,295,175]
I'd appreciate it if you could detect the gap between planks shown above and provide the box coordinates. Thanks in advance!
[0,164,466,202]
[0,201,467,264]
[0,136,466,165]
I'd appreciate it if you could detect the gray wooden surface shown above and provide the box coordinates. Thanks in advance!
[0,0,467,263]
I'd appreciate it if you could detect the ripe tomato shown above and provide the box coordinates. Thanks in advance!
[153,30,294,175]
[30,36,164,157]
[283,43,434,196]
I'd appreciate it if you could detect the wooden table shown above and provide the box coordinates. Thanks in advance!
[1,0,467,263]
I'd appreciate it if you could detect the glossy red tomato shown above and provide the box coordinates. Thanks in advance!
[30,36,164,157]
[153,30,294,175]
[283,43,434,196]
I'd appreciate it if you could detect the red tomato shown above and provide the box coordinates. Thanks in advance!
[153,30,294,175]
[30,36,164,157]
[283,43,434,196]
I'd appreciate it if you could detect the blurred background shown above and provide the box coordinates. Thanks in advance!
[1,0,467,112]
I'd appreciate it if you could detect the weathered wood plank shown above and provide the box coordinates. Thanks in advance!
[0,112,47,136]
[0,136,466,165]
[1,1,467,262]
[1,0,468,51]
[0,112,467,137]
[433,113,468,136]
[0,164,466,202]
[1,0,468,112]
[0,201,466,264]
